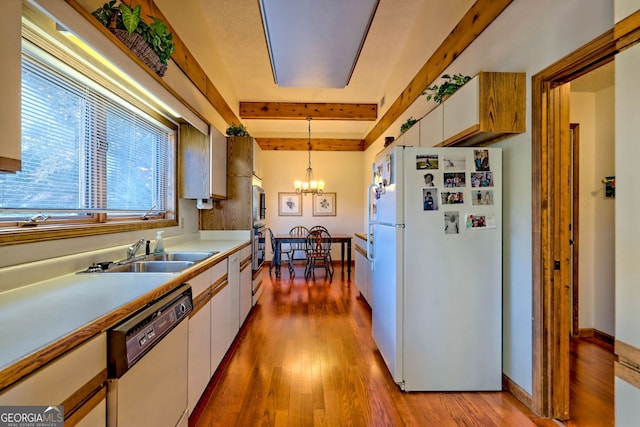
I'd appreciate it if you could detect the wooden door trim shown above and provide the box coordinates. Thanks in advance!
[532,9,640,419]
[571,123,580,337]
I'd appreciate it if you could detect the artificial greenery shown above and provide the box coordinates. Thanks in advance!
[92,1,175,66]
[422,73,471,103]
[400,117,418,134]
[225,122,251,137]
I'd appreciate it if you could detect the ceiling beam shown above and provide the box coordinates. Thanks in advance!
[363,0,514,149]
[240,102,377,120]
[255,138,364,151]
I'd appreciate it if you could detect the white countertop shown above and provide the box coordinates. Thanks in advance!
[0,235,249,390]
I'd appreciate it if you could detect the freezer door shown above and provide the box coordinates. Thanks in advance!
[373,146,404,225]
[401,146,503,391]
[371,223,404,384]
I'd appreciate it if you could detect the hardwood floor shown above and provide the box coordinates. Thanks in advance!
[191,264,569,426]
[565,337,615,427]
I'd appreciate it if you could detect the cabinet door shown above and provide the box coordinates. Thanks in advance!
[74,395,106,427]
[0,334,106,405]
[180,124,210,199]
[355,243,371,305]
[401,122,420,146]
[210,281,230,372]
[210,129,227,199]
[187,301,211,414]
[227,253,240,339]
[252,266,265,306]
[239,256,252,325]
[0,0,22,172]
[443,75,480,143]
[420,104,443,147]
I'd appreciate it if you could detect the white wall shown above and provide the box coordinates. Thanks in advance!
[570,88,616,337]
[593,86,616,336]
[615,35,640,427]
[364,0,613,395]
[261,150,365,261]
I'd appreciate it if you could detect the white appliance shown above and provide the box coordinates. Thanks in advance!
[107,285,192,427]
[367,145,502,391]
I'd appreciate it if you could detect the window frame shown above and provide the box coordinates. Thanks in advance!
[0,15,180,246]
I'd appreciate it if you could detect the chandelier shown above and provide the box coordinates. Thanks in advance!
[294,118,325,195]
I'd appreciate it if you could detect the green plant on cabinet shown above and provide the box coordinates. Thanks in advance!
[225,122,251,137]
[92,1,175,75]
[422,73,471,104]
[400,117,418,134]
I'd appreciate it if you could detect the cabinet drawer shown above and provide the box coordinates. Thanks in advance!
[240,245,252,262]
[0,333,106,405]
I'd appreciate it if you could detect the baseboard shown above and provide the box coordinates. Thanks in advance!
[503,374,533,411]
[577,328,615,350]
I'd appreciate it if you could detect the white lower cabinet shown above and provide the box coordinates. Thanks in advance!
[187,298,211,414]
[228,252,240,339]
[0,333,107,427]
[239,246,253,325]
[187,260,228,415]
[75,396,106,427]
[210,280,230,372]
[354,240,372,306]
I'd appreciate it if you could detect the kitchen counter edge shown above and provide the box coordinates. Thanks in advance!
[0,238,250,392]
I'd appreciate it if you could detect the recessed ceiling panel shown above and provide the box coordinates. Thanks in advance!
[259,0,379,88]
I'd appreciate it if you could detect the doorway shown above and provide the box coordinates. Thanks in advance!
[531,14,640,420]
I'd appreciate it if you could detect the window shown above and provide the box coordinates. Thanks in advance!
[0,41,176,231]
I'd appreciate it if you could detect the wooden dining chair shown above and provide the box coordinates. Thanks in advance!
[309,226,334,274]
[304,229,333,281]
[268,228,294,277]
[289,226,309,263]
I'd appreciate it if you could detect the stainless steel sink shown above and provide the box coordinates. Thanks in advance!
[144,251,217,263]
[106,261,195,273]
[78,251,217,274]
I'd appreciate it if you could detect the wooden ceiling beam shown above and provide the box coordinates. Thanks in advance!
[363,0,514,149]
[255,138,364,151]
[240,102,377,120]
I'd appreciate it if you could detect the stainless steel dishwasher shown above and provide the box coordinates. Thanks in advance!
[106,284,193,427]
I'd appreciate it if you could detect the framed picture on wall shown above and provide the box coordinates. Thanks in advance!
[312,192,336,216]
[278,192,302,216]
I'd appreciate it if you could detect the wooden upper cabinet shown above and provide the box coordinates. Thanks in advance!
[180,124,210,199]
[227,136,256,177]
[440,72,525,147]
[210,129,227,199]
[0,0,22,173]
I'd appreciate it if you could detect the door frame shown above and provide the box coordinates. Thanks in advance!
[531,10,640,419]
[571,123,580,337]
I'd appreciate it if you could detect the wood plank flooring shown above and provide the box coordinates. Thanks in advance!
[191,264,607,426]
[565,337,615,427]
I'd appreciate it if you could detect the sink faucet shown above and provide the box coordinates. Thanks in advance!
[127,238,146,260]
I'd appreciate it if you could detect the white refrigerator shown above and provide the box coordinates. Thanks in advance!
[367,145,502,391]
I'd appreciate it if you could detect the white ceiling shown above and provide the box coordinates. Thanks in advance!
[154,0,452,140]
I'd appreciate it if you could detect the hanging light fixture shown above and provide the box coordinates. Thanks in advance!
[294,118,324,195]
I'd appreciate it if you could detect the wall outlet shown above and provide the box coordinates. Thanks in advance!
[180,216,184,229]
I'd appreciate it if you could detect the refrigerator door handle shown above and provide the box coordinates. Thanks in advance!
[367,182,377,265]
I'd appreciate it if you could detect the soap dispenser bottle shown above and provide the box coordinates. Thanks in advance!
[154,230,165,254]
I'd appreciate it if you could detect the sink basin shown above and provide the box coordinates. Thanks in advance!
[107,261,195,273]
[78,251,218,274]
[145,251,217,263]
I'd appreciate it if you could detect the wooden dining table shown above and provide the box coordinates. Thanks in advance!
[272,234,353,279]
